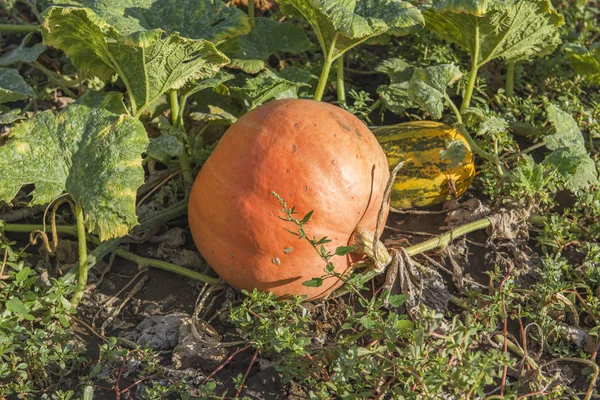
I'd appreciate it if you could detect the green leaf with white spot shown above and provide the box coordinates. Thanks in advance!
[563,43,600,86]
[81,0,250,42]
[0,68,35,103]
[41,6,230,115]
[0,34,46,66]
[407,64,462,119]
[279,0,423,60]
[0,104,148,240]
[222,17,311,74]
[424,0,564,66]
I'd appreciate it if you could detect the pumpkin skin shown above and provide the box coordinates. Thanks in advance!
[188,99,390,299]
[373,121,475,209]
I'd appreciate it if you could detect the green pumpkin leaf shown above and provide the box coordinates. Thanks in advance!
[375,57,415,115]
[180,71,235,98]
[544,103,585,150]
[147,134,184,163]
[231,69,309,110]
[440,139,468,169]
[279,0,423,61]
[0,34,46,66]
[277,66,314,84]
[0,104,148,240]
[222,17,311,74]
[0,106,23,124]
[190,105,238,125]
[541,104,598,192]
[41,6,230,115]
[0,68,36,103]
[543,147,598,192]
[563,43,600,86]
[74,90,127,114]
[424,0,564,66]
[407,64,462,119]
[81,0,250,42]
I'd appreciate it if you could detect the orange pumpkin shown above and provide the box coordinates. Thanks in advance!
[188,99,390,298]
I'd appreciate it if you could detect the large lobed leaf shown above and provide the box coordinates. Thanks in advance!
[542,104,598,192]
[231,69,310,110]
[0,103,148,240]
[407,64,462,119]
[41,6,230,114]
[222,17,311,74]
[375,57,415,115]
[279,0,423,59]
[563,43,600,86]
[80,0,250,43]
[424,0,564,65]
[0,34,46,67]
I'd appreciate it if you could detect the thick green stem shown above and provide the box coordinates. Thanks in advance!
[336,56,346,106]
[369,99,382,113]
[247,0,256,28]
[505,61,515,97]
[0,23,38,33]
[113,248,221,284]
[313,34,338,102]
[2,223,77,235]
[30,61,77,98]
[314,58,334,102]
[169,89,193,186]
[457,124,504,175]
[405,218,491,256]
[169,89,180,125]
[1,203,218,284]
[460,24,480,113]
[71,203,88,307]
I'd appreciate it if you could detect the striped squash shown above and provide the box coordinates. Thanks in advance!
[373,121,475,209]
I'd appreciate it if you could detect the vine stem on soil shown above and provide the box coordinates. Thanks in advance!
[1,201,223,285]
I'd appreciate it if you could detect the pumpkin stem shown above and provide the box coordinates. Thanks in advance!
[371,161,405,265]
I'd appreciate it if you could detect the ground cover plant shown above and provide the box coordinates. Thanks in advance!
[0,0,599,398]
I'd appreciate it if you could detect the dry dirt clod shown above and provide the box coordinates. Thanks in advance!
[172,317,228,370]
[444,198,491,229]
[130,313,187,351]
